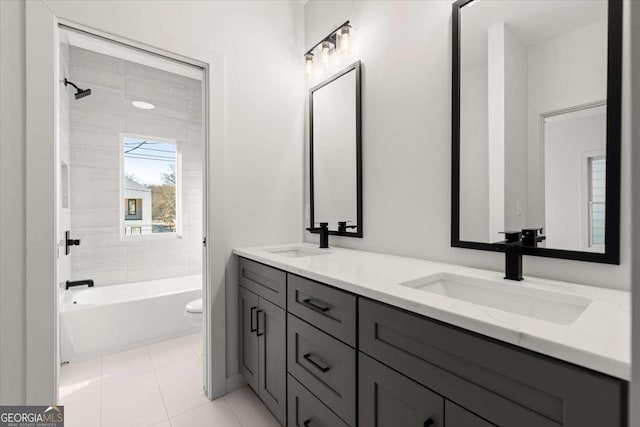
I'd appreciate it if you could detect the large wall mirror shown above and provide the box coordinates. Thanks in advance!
[310,61,362,237]
[452,0,622,263]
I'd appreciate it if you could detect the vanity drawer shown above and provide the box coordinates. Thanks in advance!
[359,298,626,427]
[238,257,286,308]
[287,314,356,426]
[287,274,356,346]
[445,401,495,427]
[287,374,349,427]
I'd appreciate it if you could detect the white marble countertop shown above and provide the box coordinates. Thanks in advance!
[233,243,630,380]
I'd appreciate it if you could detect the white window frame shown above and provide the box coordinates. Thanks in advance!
[119,132,183,240]
[588,155,606,249]
[580,149,606,251]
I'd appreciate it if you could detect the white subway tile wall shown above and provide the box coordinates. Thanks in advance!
[68,47,203,286]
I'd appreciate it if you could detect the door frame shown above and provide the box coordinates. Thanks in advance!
[538,100,607,252]
[25,2,227,403]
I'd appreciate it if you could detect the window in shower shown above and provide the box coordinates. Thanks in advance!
[121,134,181,237]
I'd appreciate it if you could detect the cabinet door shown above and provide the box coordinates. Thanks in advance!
[359,352,443,427]
[258,297,286,425]
[445,401,495,427]
[239,286,259,391]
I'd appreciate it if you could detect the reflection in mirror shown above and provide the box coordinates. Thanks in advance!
[458,0,609,253]
[310,61,362,237]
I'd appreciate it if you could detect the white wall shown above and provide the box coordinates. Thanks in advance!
[487,23,506,242]
[68,46,203,286]
[0,0,304,404]
[527,20,608,227]
[503,25,529,233]
[484,22,529,240]
[459,64,488,242]
[304,0,631,291]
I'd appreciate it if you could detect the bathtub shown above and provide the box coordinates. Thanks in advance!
[59,275,202,362]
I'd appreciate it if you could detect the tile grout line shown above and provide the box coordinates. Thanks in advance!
[99,355,104,427]
[167,400,211,420]
[148,345,172,427]
[187,335,200,359]
[61,334,201,427]
[222,395,246,427]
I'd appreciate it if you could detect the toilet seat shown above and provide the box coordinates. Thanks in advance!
[186,298,202,314]
[185,298,203,322]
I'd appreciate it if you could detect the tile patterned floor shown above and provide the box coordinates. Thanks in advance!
[59,333,279,427]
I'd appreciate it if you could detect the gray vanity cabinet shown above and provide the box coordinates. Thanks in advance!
[286,273,357,427]
[238,286,259,391]
[239,257,287,308]
[257,297,286,424]
[287,374,349,427]
[287,314,356,425]
[236,256,627,427]
[238,259,287,425]
[359,352,443,427]
[359,298,626,427]
[445,401,495,427]
[287,274,357,346]
[238,286,286,424]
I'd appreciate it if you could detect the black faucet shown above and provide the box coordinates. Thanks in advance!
[337,221,357,233]
[306,222,329,248]
[522,227,546,248]
[492,231,523,281]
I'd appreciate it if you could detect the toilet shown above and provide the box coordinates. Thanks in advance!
[185,298,203,326]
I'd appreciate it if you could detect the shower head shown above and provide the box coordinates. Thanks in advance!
[74,88,92,99]
[64,78,92,100]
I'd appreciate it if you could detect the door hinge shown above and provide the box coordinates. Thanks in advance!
[202,237,207,247]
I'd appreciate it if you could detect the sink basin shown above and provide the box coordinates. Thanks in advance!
[400,273,592,325]
[263,246,328,258]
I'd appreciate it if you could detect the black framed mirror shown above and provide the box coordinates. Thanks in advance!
[309,60,362,237]
[452,0,622,264]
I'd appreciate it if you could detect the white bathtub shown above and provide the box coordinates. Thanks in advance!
[59,275,202,362]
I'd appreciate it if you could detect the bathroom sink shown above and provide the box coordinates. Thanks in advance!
[263,246,328,258]
[400,273,592,325]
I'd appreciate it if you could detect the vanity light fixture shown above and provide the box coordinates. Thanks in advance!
[337,25,350,53]
[132,100,155,110]
[321,41,334,65]
[305,54,315,75]
[304,20,351,75]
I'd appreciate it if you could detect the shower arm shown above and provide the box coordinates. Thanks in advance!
[64,78,80,91]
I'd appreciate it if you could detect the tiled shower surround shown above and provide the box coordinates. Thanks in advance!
[68,47,203,286]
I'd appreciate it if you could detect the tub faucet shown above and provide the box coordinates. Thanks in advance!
[492,231,523,281]
[306,222,329,249]
[66,279,94,290]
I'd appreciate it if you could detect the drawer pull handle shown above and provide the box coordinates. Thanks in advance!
[256,310,265,336]
[303,419,312,426]
[424,418,434,427]
[303,353,330,373]
[302,298,330,313]
[250,306,257,332]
